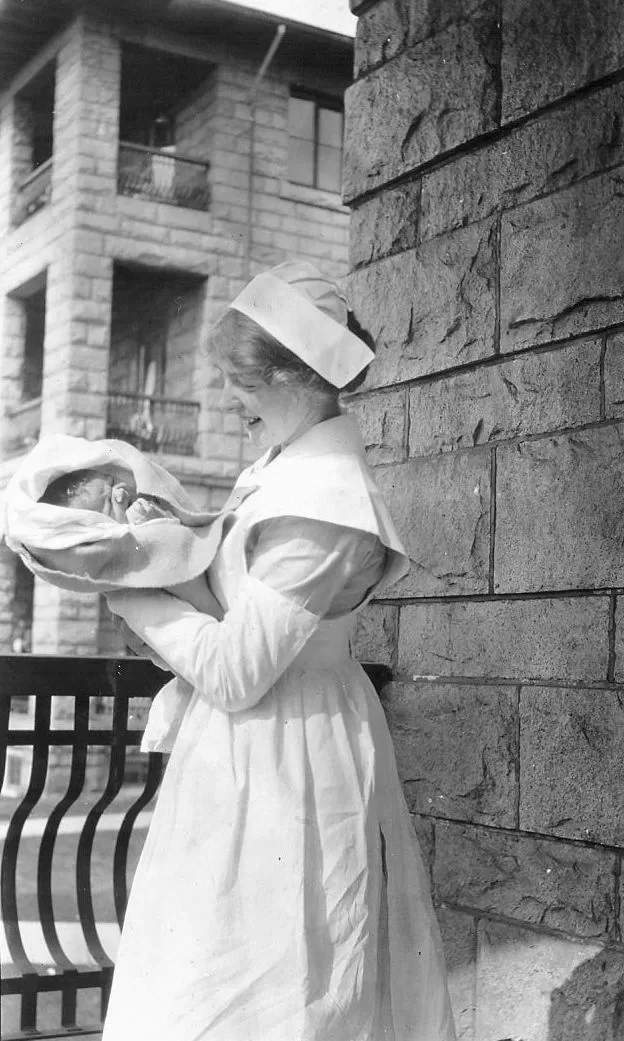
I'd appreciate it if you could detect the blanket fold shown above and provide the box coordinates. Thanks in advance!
[1,434,233,593]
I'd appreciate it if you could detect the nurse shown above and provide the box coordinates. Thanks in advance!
[103,260,456,1041]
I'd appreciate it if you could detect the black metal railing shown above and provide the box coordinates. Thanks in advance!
[4,397,41,457]
[14,160,53,226]
[0,657,389,1039]
[106,391,200,456]
[117,142,210,211]
[0,655,167,1040]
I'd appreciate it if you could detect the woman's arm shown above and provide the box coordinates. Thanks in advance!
[106,518,384,713]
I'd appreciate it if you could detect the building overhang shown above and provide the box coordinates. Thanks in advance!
[0,0,354,94]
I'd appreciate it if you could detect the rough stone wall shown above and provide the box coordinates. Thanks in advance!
[346,1,624,1037]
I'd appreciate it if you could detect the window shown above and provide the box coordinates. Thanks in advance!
[287,91,344,193]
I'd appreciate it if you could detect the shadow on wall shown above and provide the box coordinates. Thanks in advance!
[548,949,624,1041]
[442,919,624,1040]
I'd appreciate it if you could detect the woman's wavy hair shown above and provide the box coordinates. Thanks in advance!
[208,307,375,396]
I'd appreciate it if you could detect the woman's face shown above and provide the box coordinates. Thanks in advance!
[218,365,306,449]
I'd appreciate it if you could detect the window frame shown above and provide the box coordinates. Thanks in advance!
[287,87,344,194]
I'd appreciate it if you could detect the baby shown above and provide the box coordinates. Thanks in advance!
[38,466,223,751]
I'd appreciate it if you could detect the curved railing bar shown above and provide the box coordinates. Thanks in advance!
[0,692,51,973]
[113,748,164,925]
[37,694,90,971]
[0,689,10,793]
[76,691,129,967]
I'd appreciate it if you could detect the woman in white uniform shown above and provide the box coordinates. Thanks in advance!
[103,261,456,1041]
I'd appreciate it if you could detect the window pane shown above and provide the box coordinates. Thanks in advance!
[288,139,315,186]
[318,107,343,148]
[288,96,315,141]
[317,145,342,193]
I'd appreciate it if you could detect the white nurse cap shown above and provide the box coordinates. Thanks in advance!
[228,260,375,389]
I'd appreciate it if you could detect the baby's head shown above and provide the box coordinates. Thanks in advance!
[39,469,137,519]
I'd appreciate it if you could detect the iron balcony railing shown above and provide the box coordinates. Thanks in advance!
[117,142,210,211]
[0,655,389,1039]
[0,655,167,1040]
[106,391,200,456]
[14,160,53,226]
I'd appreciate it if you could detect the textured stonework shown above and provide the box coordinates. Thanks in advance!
[408,339,602,456]
[612,595,624,683]
[422,80,624,240]
[604,333,624,420]
[351,602,398,667]
[348,388,407,465]
[349,180,420,269]
[547,948,624,1041]
[500,172,624,353]
[380,682,518,826]
[502,0,624,122]
[435,822,616,939]
[495,427,624,593]
[476,920,603,1041]
[347,218,496,389]
[344,10,498,201]
[519,686,624,844]
[346,0,624,1031]
[375,449,490,597]
[399,596,610,683]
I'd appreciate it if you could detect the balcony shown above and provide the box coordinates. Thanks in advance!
[0,655,388,1039]
[117,142,210,211]
[106,391,200,456]
[13,160,52,227]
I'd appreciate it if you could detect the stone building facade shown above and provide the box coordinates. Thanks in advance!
[346,0,624,1037]
[0,1,351,659]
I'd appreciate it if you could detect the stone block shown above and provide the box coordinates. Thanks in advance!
[380,681,518,826]
[435,822,616,940]
[495,427,624,593]
[351,603,398,667]
[520,685,624,845]
[376,449,490,596]
[408,339,601,456]
[476,919,608,1041]
[348,389,407,464]
[398,595,609,683]
[346,219,496,390]
[353,0,412,77]
[437,907,477,1041]
[502,0,624,122]
[500,172,624,353]
[605,333,624,420]
[349,180,420,268]
[344,12,498,201]
[613,597,624,683]
[354,0,496,78]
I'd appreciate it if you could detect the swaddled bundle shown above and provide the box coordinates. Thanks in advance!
[1,434,233,751]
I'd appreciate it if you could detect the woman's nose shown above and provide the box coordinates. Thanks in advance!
[219,380,238,411]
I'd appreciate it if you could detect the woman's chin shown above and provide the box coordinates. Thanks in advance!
[245,420,268,448]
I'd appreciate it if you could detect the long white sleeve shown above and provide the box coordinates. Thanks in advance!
[106,519,385,713]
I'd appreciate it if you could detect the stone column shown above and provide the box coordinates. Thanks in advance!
[346,0,624,1037]
[40,15,120,445]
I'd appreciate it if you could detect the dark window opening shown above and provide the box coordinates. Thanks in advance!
[288,90,344,193]
[22,285,46,403]
[17,63,56,172]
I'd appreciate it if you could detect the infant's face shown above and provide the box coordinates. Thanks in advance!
[74,477,135,521]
